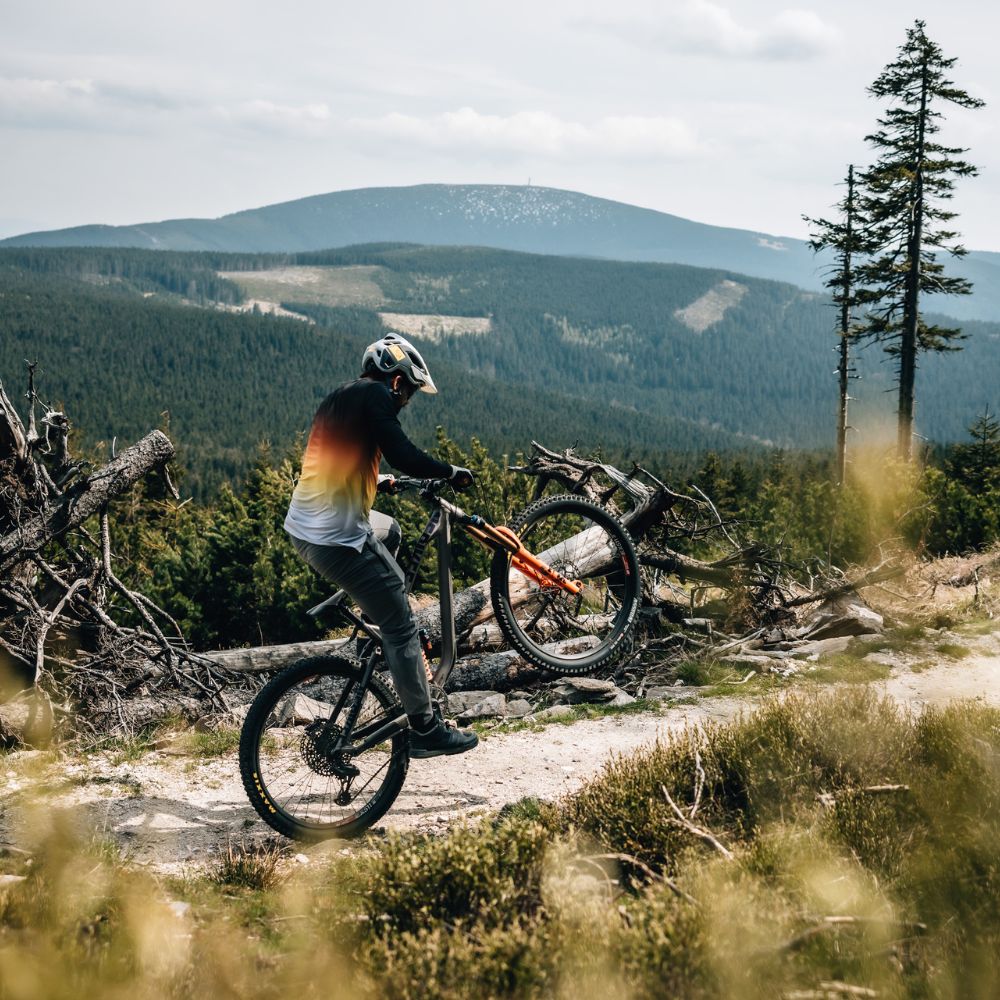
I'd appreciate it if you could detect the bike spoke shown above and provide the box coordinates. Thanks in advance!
[254,671,401,829]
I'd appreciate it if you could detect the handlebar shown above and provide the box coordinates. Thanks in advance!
[378,475,450,497]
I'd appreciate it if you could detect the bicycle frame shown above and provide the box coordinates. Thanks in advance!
[332,480,581,758]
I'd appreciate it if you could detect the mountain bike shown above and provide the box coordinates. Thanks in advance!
[239,477,640,839]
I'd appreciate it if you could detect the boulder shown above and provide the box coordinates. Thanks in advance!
[530,704,576,722]
[550,676,617,705]
[798,599,884,640]
[607,690,636,707]
[457,692,507,722]
[505,698,533,720]
[790,635,854,660]
[644,686,676,701]
[274,693,330,726]
[447,690,501,715]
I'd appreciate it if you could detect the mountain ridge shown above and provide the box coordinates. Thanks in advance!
[6,183,997,321]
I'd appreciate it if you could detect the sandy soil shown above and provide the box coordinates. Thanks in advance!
[3,633,1000,874]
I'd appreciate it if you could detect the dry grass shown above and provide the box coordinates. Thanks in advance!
[4,691,1000,998]
[211,839,286,891]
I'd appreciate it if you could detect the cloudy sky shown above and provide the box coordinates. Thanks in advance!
[2,0,997,247]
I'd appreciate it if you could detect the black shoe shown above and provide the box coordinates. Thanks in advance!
[409,719,479,758]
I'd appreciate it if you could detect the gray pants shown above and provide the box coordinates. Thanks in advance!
[289,511,432,719]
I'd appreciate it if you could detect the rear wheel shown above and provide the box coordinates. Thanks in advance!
[239,655,408,840]
[490,495,640,675]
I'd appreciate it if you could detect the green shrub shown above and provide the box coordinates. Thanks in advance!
[562,690,911,870]
[363,817,552,936]
[613,883,712,999]
[362,919,563,1000]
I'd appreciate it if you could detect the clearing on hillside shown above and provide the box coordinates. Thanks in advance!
[218,265,386,307]
[674,279,748,333]
[379,312,492,342]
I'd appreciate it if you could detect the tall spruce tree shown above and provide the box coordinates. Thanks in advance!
[949,407,1000,491]
[805,164,869,487]
[859,19,984,461]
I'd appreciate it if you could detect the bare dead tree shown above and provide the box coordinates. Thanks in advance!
[0,366,228,743]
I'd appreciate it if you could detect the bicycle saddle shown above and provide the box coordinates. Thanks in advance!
[307,590,349,619]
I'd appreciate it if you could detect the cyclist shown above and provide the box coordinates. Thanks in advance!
[284,333,479,757]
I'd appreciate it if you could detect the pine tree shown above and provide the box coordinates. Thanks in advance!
[805,164,870,486]
[859,19,985,461]
[949,407,1000,491]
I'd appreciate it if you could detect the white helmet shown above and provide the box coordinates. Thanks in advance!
[361,333,437,394]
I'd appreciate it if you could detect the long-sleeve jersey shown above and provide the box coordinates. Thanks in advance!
[284,378,452,549]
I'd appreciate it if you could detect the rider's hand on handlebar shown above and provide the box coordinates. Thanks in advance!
[449,465,475,492]
[376,475,401,495]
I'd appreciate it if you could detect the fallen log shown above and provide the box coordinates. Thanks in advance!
[445,636,600,692]
[0,430,175,577]
[202,638,351,674]
[207,519,632,674]
[783,562,904,608]
[639,551,738,588]
[443,649,546,692]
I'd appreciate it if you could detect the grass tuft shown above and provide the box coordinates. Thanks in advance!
[211,840,286,891]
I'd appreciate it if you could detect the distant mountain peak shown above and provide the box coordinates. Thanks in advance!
[3,182,997,320]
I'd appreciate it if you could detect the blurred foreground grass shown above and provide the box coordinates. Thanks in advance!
[3,688,1000,998]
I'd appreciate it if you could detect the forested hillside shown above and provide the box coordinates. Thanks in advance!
[0,265,745,497]
[4,184,997,320]
[3,244,998,495]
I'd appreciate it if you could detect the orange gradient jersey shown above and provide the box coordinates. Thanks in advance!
[284,378,451,550]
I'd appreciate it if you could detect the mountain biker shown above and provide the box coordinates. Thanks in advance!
[284,333,479,757]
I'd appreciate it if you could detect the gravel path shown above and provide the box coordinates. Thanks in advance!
[3,635,1000,874]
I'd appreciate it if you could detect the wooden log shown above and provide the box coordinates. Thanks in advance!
[445,636,601,692]
[205,494,680,675]
[784,562,904,608]
[104,694,205,734]
[0,430,175,577]
[205,519,631,674]
[639,551,738,588]
[202,638,351,673]
[444,649,545,692]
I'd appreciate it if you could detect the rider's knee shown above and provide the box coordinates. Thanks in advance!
[379,608,418,646]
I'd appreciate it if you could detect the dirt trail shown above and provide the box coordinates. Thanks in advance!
[3,637,1000,874]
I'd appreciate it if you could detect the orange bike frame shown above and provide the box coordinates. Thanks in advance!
[464,521,582,596]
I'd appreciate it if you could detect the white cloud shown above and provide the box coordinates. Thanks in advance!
[220,100,333,136]
[349,107,702,159]
[592,2,840,60]
[760,10,841,59]
[0,76,97,126]
[0,75,194,129]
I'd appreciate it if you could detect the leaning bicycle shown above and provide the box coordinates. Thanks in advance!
[239,477,640,839]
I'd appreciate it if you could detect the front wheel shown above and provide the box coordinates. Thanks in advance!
[490,495,640,675]
[239,654,408,840]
